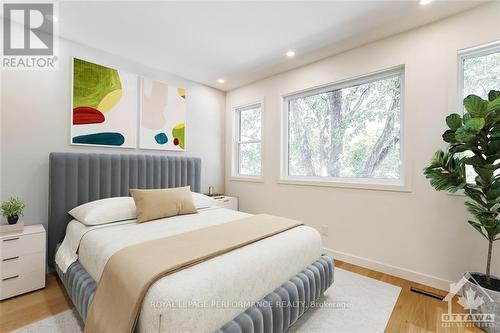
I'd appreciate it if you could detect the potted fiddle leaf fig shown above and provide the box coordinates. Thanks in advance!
[424,90,500,332]
[0,197,26,224]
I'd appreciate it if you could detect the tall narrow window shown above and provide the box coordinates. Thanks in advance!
[283,68,403,186]
[234,103,262,177]
[458,42,500,183]
[460,42,500,105]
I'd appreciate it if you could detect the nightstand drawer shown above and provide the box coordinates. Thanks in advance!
[213,196,238,210]
[0,232,45,259]
[0,269,45,299]
[1,252,45,279]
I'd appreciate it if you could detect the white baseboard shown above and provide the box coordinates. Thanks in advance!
[323,247,452,291]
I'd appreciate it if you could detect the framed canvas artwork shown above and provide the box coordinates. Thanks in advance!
[71,58,138,148]
[139,77,186,151]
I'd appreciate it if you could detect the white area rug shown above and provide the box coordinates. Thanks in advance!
[12,308,84,333]
[12,268,400,333]
[291,269,401,332]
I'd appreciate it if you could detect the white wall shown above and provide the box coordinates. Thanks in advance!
[1,37,226,231]
[225,3,500,289]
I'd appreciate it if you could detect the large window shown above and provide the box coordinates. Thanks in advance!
[283,68,403,186]
[233,103,262,178]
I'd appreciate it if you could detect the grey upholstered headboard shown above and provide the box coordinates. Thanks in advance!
[48,152,201,267]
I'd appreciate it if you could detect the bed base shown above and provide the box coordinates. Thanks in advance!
[56,255,334,333]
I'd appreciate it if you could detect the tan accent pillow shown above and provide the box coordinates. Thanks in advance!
[129,186,197,223]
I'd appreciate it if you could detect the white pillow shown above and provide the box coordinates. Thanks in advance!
[69,197,136,225]
[191,192,216,209]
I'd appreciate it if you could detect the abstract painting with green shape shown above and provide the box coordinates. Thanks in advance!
[73,58,122,109]
[172,123,185,149]
[71,58,138,148]
[139,77,187,151]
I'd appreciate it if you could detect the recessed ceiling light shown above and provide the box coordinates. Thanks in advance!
[217,78,225,84]
[286,50,295,58]
[419,0,433,5]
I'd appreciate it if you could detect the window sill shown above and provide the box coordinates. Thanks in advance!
[229,176,264,183]
[278,178,411,192]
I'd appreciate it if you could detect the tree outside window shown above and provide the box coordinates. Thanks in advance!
[235,104,262,177]
[286,71,402,182]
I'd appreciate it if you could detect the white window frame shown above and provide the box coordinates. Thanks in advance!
[454,41,500,194]
[458,40,500,113]
[280,66,409,192]
[231,101,264,182]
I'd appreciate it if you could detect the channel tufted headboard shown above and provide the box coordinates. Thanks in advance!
[48,152,202,267]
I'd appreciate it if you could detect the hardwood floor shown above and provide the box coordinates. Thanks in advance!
[335,261,482,333]
[0,261,483,333]
[0,273,72,333]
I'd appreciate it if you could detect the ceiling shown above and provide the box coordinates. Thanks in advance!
[57,1,486,91]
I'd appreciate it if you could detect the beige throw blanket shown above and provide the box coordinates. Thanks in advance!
[84,214,303,333]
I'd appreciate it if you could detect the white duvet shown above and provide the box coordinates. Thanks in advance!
[55,207,322,333]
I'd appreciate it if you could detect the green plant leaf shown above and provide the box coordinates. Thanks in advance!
[442,130,456,143]
[0,197,26,217]
[488,98,500,113]
[475,175,486,187]
[486,154,500,164]
[464,94,489,117]
[485,139,500,157]
[464,187,486,205]
[494,219,500,235]
[466,202,498,232]
[446,113,462,130]
[465,118,486,131]
[488,90,500,102]
[486,187,500,201]
[494,111,500,122]
[449,143,473,154]
[468,220,488,239]
[485,110,498,123]
[454,118,485,142]
[465,200,488,216]
[474,165,494,181]
[455,127,477,142]
[464,156,486,166]
[423,149,466,192]
[429,150,445,166]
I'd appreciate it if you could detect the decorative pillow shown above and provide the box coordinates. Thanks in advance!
[69,197,136,225]
[130,186,197,223]
[191,192,216,209]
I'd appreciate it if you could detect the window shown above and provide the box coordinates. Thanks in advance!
[459,42,500,107]
[282,68,404,187]
[458,42,500,183]
[233,103,262,178]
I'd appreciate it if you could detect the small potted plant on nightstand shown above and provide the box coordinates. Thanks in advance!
[1,197,26,224]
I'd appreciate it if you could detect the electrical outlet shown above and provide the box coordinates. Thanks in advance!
[320,225,328,237]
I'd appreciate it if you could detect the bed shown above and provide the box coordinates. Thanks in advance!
[48,152,334,333]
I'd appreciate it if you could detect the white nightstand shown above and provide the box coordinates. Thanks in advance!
[0,224,46,300]
[213,196,239,211]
